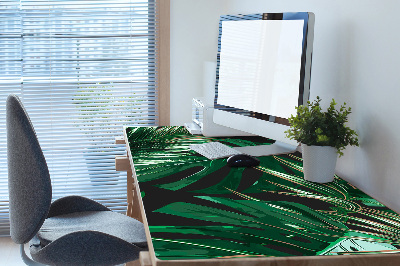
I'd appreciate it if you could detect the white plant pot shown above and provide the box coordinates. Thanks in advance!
[301,144,338,183]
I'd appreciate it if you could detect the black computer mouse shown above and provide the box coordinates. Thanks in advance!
[227,154,260,167]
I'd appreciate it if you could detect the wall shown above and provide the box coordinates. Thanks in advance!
[170,0,400,213]
[170,0,228,125]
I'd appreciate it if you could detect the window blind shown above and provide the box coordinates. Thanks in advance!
[0,0,159,236]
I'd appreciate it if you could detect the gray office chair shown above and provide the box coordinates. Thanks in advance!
[6,94,147,266]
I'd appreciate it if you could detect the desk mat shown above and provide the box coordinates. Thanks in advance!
[126,126,400,260]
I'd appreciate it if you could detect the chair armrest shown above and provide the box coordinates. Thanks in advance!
[47,196,110,218]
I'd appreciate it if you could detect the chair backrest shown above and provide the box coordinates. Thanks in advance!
[7,94,52,244]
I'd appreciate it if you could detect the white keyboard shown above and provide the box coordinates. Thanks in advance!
[190,142,242,160]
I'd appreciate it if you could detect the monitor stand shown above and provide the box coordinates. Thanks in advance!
[233,141,299,157]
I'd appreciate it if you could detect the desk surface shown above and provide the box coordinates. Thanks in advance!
[125,126,400,263]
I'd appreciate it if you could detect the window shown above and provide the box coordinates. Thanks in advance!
[0,0,169,236]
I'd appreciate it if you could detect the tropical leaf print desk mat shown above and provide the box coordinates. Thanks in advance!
[126,126,400,260]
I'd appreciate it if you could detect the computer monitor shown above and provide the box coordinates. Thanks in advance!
[213,12,315,156]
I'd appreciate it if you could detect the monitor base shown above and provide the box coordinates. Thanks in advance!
[233,141,300,157]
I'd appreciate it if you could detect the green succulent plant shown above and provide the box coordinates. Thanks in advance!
[285,96,359,157]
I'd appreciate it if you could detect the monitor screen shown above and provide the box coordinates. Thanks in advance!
[213,13,314,156]
[217,19,304,119]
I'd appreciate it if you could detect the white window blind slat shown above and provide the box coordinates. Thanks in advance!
[0,0,159,236]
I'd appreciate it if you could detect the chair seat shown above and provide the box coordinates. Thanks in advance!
[37,211,147,248]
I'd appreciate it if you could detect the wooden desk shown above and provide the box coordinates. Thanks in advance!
[117,126,400,266]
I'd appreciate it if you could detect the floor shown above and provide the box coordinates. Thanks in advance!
[0,237,26,266]
[0,236,140,266]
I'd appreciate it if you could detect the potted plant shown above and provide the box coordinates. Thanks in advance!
[285,96,359,183]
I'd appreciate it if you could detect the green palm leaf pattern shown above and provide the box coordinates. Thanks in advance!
[126,126,400,260]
